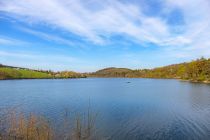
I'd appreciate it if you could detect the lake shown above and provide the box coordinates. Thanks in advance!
[0,78,210,140]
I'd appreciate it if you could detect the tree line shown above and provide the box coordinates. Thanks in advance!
[1,57,210,82]
[90,57,210,82]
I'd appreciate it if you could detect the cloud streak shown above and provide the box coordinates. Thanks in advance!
[0,50,87,71]
[19,27,84,48]
[0,0,210,60]
[0,36,30,46]
[0,0,175,44]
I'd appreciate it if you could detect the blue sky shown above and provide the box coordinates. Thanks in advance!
[0,0,210,72]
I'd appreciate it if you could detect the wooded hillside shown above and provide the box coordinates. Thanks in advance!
[90,58,210,82]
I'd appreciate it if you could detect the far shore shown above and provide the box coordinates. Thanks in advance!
[1,76,210,84]
[0,77,86,81]
[179,79,210,84]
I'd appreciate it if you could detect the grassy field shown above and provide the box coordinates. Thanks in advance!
[0,67,53,80]
[0,65,86,80]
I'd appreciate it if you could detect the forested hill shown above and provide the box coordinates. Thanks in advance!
[90,58,210,83]
[91,67,133,77]
[0,64,86,80]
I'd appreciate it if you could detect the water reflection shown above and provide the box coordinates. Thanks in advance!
[188,83,210,111]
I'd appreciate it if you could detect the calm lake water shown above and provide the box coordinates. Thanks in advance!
[0,78,210,140]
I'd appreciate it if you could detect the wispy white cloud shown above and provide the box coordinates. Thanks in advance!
[0,50,78,62]
[0,50,87,71]
[19,27,83,47]
[0,36,30,46]
[0,0,171,44]
[0,0,210,59]
[162,0,210,58]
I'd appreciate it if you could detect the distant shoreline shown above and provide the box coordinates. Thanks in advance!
[0,77,86,81]
[1,57,210,83]
[1,76,209,84]
[179,79,210,84]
